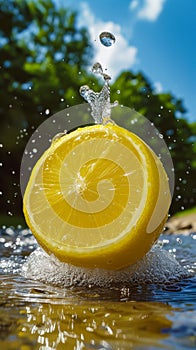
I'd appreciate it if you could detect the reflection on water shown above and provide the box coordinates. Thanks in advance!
[0,227,196,349]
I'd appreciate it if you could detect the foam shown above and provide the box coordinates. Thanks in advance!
[21,246,189,288]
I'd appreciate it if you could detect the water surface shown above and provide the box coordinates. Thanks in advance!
[0,227,196,349]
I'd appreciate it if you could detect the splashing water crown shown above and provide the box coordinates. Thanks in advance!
[79,62,118,125]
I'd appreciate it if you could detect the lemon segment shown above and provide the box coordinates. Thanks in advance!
[23,124,171,270]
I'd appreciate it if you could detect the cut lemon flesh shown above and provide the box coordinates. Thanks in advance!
[23,124,171,270]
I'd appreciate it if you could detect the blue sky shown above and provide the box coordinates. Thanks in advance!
[58,0,196,122]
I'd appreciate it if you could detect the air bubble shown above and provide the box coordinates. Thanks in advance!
[99,32,115,47]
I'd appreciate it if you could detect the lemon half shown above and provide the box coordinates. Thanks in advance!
[23,124,171,270]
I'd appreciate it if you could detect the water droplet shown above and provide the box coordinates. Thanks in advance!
[156,241,163,249]
[176,237,182,244]
[103,73,111,81]
[60,98,64,102]
[116,90,121,94]
[32,148,37,154]
[52,130,67,143]
[92,62,103,75]
[45,108,50,115]
[99,32,115,47]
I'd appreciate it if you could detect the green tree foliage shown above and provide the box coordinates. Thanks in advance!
[0,0,195,224]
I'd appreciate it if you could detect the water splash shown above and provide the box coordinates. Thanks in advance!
[79,62,118,124]
[99,32,116,47]
[21,245,190,288]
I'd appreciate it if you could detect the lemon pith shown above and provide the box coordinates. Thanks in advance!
[23,124,171,270]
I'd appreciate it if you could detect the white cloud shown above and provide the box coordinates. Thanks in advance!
[79,3,138,80]
[130,0,166,22]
